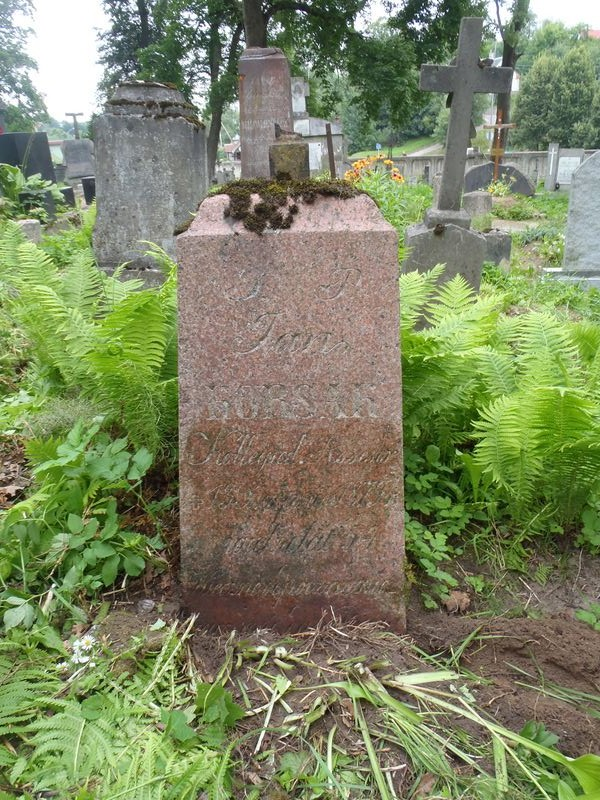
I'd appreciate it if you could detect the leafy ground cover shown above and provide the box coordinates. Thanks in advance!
[1,176,600,798]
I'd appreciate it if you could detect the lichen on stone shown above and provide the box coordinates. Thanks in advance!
[215,176,362,235]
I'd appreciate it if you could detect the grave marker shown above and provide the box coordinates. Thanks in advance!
[561,151,600,284]
[177,191,405,631]
[404,17,512,288]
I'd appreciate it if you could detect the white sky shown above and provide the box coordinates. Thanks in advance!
[24,0,600,122]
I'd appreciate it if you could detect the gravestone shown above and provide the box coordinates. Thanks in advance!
[561,151,600,284]
[62,138,95,180]
[464,161,534,196]
[463,190,492,218]
[545,142,560,190]
[404,17,512,289]
[555,149,585,190]
[0,132,56,182]
[176,190,405,631]
[239,48,294,178]
[94,81,208,280]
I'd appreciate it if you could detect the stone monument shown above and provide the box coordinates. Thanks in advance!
[94,81,208,281]
[403,17,513,289]
[239,48,294,178]
[558,151,600,286]
[62,138,95,181]
[177,189,405,631]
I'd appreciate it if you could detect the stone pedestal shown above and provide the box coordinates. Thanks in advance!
[177,192,405,631]
[239,48,294,178]
[93,81,208,278]
[404,219,486,290]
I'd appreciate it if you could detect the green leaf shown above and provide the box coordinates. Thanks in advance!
[161,708,198,743]
[4,602,35,630]
[122,553,145,576]
[67,513,84,534]
[196,683,245,729]
[101,554,120,586]
[128,447,153,480]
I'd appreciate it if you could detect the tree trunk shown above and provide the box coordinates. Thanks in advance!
[136,0,151,48]
[206,105,223,180]
[243,0,267,47]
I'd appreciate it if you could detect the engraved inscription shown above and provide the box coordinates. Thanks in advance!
[200,383,377,420]
[225,270,265,302]
[234,312,350,356]
[186,427,399,470]
[225,517,378,556]
[319,267,362,300]
[204,478,400,514]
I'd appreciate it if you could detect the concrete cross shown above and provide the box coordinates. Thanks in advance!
[420,17,512,211]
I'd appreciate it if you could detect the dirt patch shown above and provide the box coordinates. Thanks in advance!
[409,607,600,757]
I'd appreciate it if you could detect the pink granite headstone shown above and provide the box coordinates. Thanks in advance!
[176,192,405,630]
[239,47,294,178]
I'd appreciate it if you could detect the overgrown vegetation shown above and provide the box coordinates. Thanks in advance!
[1,181,599,797]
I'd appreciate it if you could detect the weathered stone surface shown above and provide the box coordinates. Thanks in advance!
[483,229,512,266]
[239,48,294,178]
[16,219,41,244]
[62,138,95,180]
[177,192,405,631]
[404,222,486,290]
[93,81,208,277]
[464,162,535,196]
[269,139,309,180]
[545,142,560,191]
[563,152,600,274]
[463,190,492,218]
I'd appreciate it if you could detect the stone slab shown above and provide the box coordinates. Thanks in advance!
[176,192,405,631]
[16,219,41,244]
[0,132,56,182]
[483,229,512,265]
[463,190,492,218]
[62,138,95,179]
[556,149,584,188]
[563,151,600,273]
[239,48,294,178]
[403,221,487,290]
[464,161,535,196]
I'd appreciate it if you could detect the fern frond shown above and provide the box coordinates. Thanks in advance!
[425,273,476,324]
[59,248,104,319]
[517,312,579,387]
[473,394,544,504]
[476,347,518,398]
[399,265,445,329]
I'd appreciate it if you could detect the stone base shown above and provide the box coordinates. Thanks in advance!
[463,190,492,218]
[483,229,512,266]
[16,219,42,244]
[543,268,600,290]
[182,590,405,632]
[404,221,486,290]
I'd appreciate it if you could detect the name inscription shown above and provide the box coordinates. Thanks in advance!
[233,312,349,356]
[198,383,377,420]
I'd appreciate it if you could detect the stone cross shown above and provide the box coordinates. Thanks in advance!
[420,17,512,212]
[65,112,83,139]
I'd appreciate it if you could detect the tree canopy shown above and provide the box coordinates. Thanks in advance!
[98,0,489,174]
[0,0,46,129]
[512,46,600,150]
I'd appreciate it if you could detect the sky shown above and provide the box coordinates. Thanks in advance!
[23,0,600,122]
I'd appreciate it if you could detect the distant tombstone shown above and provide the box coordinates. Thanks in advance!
[555,149,585,190]
[462,190,492,218]
[93,81,208,279]
[0,133,56,182]
[176,191,405,631]
[62,138,95,180]
[81,176,95,205]
[562,152,600,280]
[404,17,512,288]
[545,142,560,190]
[464,161,534,196]
[239,48,294,178]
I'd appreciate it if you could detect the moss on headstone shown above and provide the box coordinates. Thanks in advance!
[214,177,361,235]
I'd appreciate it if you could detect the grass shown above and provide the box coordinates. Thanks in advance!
[349,135,439,160]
